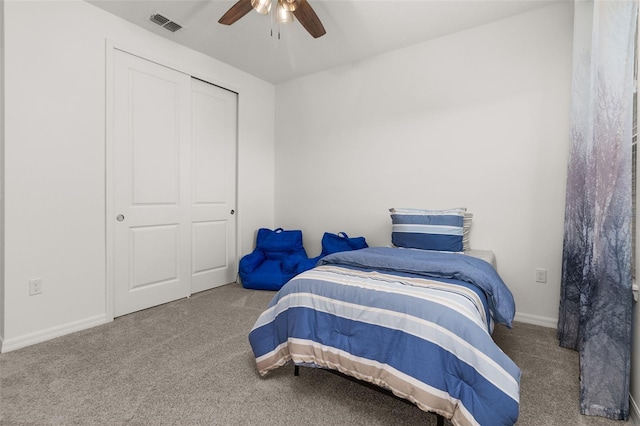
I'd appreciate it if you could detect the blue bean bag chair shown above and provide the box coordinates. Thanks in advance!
[239,228,310,291]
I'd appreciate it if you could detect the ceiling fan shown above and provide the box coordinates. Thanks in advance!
[218,0,326,39]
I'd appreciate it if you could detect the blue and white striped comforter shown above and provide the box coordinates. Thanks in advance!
[249,247,520,426]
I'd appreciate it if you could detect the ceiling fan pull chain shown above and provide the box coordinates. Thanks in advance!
[277,10,281,40]
[271,1,275,38]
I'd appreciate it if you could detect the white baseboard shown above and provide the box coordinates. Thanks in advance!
[0,314,109,353]
[514,312,558,329]
[630,394,640,425]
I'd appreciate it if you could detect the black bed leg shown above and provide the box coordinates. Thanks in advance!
[294,365,300,376]
[436,414,444,426]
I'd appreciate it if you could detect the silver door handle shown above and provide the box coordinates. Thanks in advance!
[230,209,235,215]
[116,214,125,222]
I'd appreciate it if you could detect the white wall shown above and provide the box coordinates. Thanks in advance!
[1,0,275,351]
[275,2,573,327]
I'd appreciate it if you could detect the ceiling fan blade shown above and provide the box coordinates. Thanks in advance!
[219,0,254,25]
[292,0,326,38]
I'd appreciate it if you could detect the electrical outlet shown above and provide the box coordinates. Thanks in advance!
[535,268,547,283]
[29,278,43,295]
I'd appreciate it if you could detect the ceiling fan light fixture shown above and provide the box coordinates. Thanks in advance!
[277,1,294,23]
[251,0,271,15]
[281,0,300,12]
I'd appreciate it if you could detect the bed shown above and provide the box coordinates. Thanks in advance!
[248,246,520,425]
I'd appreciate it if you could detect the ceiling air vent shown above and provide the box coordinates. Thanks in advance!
[149,12,184,33]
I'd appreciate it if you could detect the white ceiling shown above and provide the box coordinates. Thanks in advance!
[88,0,562,84]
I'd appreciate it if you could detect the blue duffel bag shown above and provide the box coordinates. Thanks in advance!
[298,231,369,271]
[320,231,368,256]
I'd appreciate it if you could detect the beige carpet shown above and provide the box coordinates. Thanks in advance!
[0,282,628,425]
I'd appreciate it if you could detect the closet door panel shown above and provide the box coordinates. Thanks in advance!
[112,50,191,317]
[190,79,237,293]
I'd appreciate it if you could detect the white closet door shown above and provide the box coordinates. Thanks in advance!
[190,79,238,293]
[112,50,192,317]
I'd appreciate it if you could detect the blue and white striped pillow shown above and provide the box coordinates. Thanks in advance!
[390,208,468,252]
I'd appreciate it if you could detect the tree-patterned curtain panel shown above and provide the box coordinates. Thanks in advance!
[558,0,637,420]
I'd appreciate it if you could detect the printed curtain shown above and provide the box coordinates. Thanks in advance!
[558,0,637,420]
